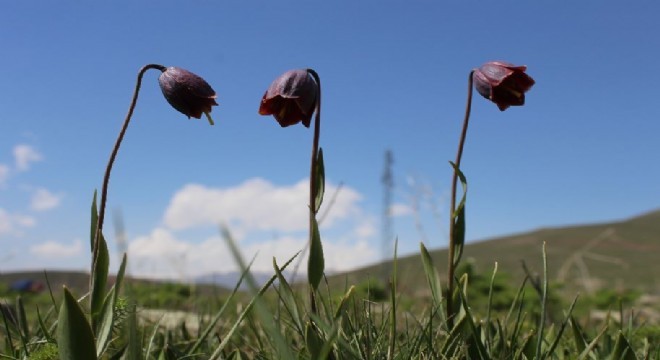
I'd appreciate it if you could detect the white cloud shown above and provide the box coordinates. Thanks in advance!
[13,144,43,171]
[163,178,362,233]
[30,188,63,211]
[0,164,9,186]
[0,208,36,235]
[354,218,377,238]
[390,203,413,217]
[30,239,82,258]
[125,178,379,280]
[128,227,379,279]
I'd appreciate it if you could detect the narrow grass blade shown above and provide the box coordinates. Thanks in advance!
[440,316,466,357]
[274,257,303,333]
[535,241,549,360]
[187,255,258,356]
[35,306,54,342]
[387,239,398,360]
[145,315,165,358]
[485,262,498,351]
[571,316,588,354]
[455,280,488,360]
[334,285,355,321]
[545,295,579,357]
[209,226,298,360]
[577,325,609,360]
[16,296,29,340]
[57,287,97,360]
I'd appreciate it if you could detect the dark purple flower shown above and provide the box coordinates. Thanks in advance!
[473,61,535,111]
[258,69,318,127]
[158,67,218,125]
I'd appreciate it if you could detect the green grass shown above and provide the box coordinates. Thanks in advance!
[325,209,660,297]
[1,211,659,358]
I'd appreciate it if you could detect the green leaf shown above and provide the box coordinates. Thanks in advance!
[314,148,325,213]
[96,288,116,357]
[452,204,466,266]
[97,253,127,355]
[449,161,467,266]
[305,321,323,359]
[308,217,325,290]
[57,287,97,360]
[90,190,98,252]
[91,231,110,333]
[609,331,638,360]
[123,301,141,360]
[419,242,443,311]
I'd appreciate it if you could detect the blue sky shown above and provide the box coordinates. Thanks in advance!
[1,3,659,279]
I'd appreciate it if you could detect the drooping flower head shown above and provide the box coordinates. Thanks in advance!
[473,61,535,111]
[158,67,218,125]
[258,69,318,127]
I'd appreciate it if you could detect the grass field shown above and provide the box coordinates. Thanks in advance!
[2,210,659,359]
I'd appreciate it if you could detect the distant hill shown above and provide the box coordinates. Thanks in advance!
[3,210,659,297]
[327,209,660,295]
[194,271,276,289]
[0,271,231,297]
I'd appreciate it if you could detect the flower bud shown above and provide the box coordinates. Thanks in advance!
[158,67,218,125]
[258,69,318,127]
[473,61,535,111]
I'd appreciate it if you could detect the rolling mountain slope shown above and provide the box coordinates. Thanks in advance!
[327,209,660,295]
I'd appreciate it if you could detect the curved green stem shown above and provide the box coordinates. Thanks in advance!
[447,70,474,327]
[93,64,166,257]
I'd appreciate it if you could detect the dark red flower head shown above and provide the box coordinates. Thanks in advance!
[158,67,218,125]
[258,69,318,127]
[473,61,535,111]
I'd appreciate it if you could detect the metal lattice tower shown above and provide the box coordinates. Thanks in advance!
[381,150,394,281]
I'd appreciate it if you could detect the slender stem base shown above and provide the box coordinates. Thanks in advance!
[307,69,322,314]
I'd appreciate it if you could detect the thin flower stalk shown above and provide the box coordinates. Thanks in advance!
[446,70,474,326]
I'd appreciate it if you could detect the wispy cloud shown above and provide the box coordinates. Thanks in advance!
[0,164,9,186]
[13,144,43,171]
[128,227,378,279]
[390,203,413,217]
[0,208,36,235]
[163,178,362,233]
[30,188,63,211]
[29,239,82,258]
